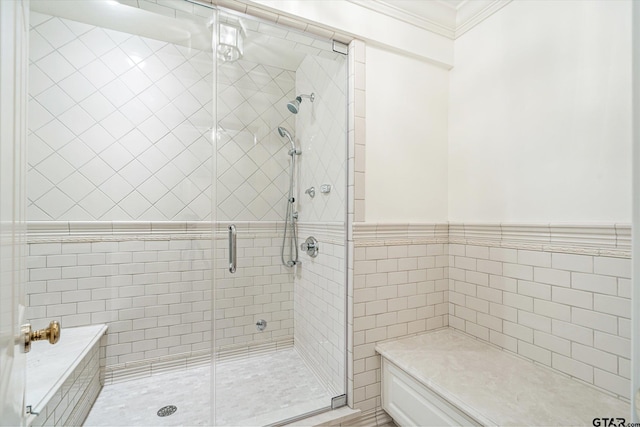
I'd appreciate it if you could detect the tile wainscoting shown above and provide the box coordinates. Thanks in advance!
[350,222,631,419]
[447,222,631,400]
[26,220,347,389]
[26,221,297,383]
[26,220,631,418]
[296,222,346,396]
[351,223,450,413]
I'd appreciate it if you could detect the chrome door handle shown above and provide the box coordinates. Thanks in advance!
[228,225,236,273]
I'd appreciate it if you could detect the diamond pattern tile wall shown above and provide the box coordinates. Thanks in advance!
[216,59,296,221]
[296,56,347,223]
[28,14,213,221]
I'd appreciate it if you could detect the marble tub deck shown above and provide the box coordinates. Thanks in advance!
[376,328,629,426]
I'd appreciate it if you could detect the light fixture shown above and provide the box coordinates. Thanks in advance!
[217,22,244,62]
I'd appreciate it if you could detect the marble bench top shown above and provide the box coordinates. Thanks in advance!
[26,324,107,412]
[376,328,629,426]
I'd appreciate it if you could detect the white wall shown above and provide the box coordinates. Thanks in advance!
[365,45,449,223]
[449,0,632,223]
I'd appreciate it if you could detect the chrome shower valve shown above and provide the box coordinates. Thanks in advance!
[300,236,319,257]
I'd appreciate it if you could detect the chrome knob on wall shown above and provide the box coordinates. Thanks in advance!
[305,187,315,198]
[300,236,319,258]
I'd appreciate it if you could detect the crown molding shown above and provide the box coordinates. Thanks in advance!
[345,0,511,40]
[455,0,512,38]
[346,0,456,39]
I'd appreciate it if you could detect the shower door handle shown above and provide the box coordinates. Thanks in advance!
[228,225,237,273]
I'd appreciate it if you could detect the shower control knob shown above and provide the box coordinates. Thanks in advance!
[305,187,315,198]
[301,236,319,258]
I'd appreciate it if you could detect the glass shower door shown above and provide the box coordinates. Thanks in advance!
[213,8,348,425]
[24,1,216,425]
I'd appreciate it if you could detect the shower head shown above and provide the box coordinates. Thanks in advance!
[277,126,299,155]
[286,93,315,114]
[287,99,300,114]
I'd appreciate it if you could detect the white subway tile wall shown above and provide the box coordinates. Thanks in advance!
[27,221,631,408]
[448,243,631,399]
[295,229,346,395]
[214,227,294,350]
[351,241,449,412]
[28,14,213,221]
[27,225,302,376]
[347,222,631,415]
[26,236,213,370]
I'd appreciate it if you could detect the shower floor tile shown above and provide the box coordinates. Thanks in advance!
[83,349,333,426]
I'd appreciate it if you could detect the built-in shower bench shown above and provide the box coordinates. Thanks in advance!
[26,324,107,427]
[376,328,629,426]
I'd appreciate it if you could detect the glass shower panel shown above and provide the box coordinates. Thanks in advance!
[26,1,215,425]
[214,9,347,425]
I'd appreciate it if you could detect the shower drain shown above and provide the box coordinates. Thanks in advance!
[157,405,177,417]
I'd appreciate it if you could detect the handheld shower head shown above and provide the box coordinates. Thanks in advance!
[277,126,291,139]
[286,93,315,114]
[277,126,300,155]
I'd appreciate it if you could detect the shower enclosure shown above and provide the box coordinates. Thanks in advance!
[20,0,347,425]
